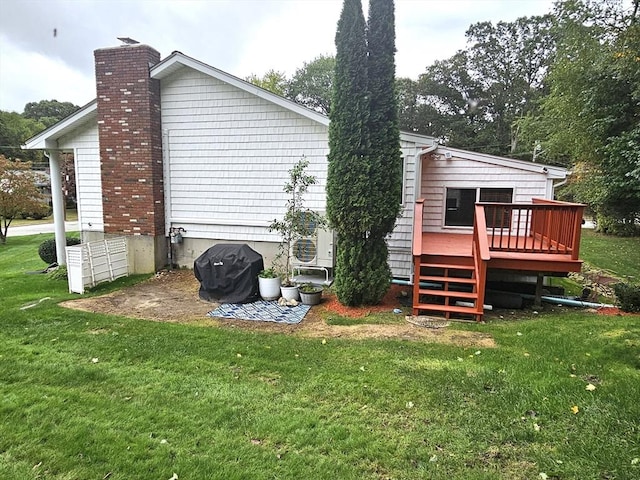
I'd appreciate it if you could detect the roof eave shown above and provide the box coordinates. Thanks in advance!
[22,100,98,150]
[151,51,331,127]
[435,146,567,179]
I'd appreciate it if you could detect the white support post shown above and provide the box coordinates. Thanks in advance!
[45,150,67,265]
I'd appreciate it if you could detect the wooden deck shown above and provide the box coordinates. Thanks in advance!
[420,232,582,273]
[412,199,585,321]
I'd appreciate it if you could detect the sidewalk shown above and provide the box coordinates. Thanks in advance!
[7,221,79,237]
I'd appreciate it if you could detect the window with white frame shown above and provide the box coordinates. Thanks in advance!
[444,187,513,227]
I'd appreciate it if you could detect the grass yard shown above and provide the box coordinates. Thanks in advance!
[0,235,639,479]
[579,229,640,281]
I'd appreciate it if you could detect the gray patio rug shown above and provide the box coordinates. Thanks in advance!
[207,300,310,324]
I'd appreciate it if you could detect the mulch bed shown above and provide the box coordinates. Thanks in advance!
[322,284,411,318]
[594,306,640,316]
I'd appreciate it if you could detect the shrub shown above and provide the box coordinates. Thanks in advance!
[38,237,81,264]
[46,265,68,281]
[613,282,640,313]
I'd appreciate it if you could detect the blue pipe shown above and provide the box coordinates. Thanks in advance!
[392,278,441,289]
[520,293,613,309]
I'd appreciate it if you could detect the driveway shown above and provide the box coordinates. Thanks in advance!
[7,221,79,237]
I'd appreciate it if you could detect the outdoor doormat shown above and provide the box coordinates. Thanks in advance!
[207,300,311,324]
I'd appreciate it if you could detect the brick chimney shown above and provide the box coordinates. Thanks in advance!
[95,44,166,272]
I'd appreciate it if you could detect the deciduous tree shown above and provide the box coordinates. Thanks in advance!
[530,0,639,234]
[22,100,79,128]
[245,70,289,96]
[0,156,48,244]
[287,55,335,115]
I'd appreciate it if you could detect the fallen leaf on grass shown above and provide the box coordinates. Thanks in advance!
[539,473,548,480]
[571,405,579,414]
[586,383,597,391]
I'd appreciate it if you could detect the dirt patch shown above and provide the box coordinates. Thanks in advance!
[60,270,495,348]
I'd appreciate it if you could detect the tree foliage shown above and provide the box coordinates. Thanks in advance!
[245,70,289,96]
[22,100,80,128]
[0,156,48,244]
[328,0,401,305]
[327,0,370,305]
[367,0,402,234]
[0,111,45,161]
[268,157,323,284]
[529,0,639,235]
[400,14,556,158]
[287,55,335,115]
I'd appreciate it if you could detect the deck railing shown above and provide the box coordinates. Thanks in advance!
[413,198,425,257]
[472,205,490,312]
[478,199,585,259]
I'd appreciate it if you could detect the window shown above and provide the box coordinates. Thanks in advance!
[444,187,513,227]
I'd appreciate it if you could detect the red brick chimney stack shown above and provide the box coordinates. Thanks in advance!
[95,44,164,237]
[94,44,166,271]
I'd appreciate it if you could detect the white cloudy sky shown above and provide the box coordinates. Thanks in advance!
[0,0,556,113]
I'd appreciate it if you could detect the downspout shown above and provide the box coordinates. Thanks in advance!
[44,150,67,265]
[406,143,438,285]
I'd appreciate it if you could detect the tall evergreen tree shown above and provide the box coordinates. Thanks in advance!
[367,0,402,235]
[327,0,371,305]
[327,0,401,305]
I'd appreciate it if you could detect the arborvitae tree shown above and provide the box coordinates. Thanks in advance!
[327,0,401,305]
[327,0,371,305]
[366,0,402,291]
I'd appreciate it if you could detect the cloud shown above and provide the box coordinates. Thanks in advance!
[0,0,556,112]
[0,35,95,112]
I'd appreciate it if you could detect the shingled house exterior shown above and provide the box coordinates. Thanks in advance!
[24,43,583,320]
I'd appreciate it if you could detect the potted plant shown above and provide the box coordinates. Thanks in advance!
[258,268,281,301]
[268,156,325,302]
[299,283,323,305]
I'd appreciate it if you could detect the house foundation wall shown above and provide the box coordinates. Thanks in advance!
[171,238,280,271]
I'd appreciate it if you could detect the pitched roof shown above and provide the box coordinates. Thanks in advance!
[22,48,437,150]
[151,51,331,127]
[22,100,97,150]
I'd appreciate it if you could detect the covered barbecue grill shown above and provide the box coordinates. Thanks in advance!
[194,244,264,303]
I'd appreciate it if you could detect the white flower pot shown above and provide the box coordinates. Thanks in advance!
[280,285,300,301]
[258,276,281,301]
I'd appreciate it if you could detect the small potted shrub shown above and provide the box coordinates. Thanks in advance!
[269,156,325,302]
[299,283,323,305]
[258,268,281,301]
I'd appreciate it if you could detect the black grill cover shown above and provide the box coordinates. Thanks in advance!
[194,244,264,303]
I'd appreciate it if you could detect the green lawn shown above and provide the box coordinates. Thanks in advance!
[580,229,640,281]
[10,209,78,228]
[1,235,639,479]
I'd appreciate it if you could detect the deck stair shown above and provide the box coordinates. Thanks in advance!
[413,254,483,321]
